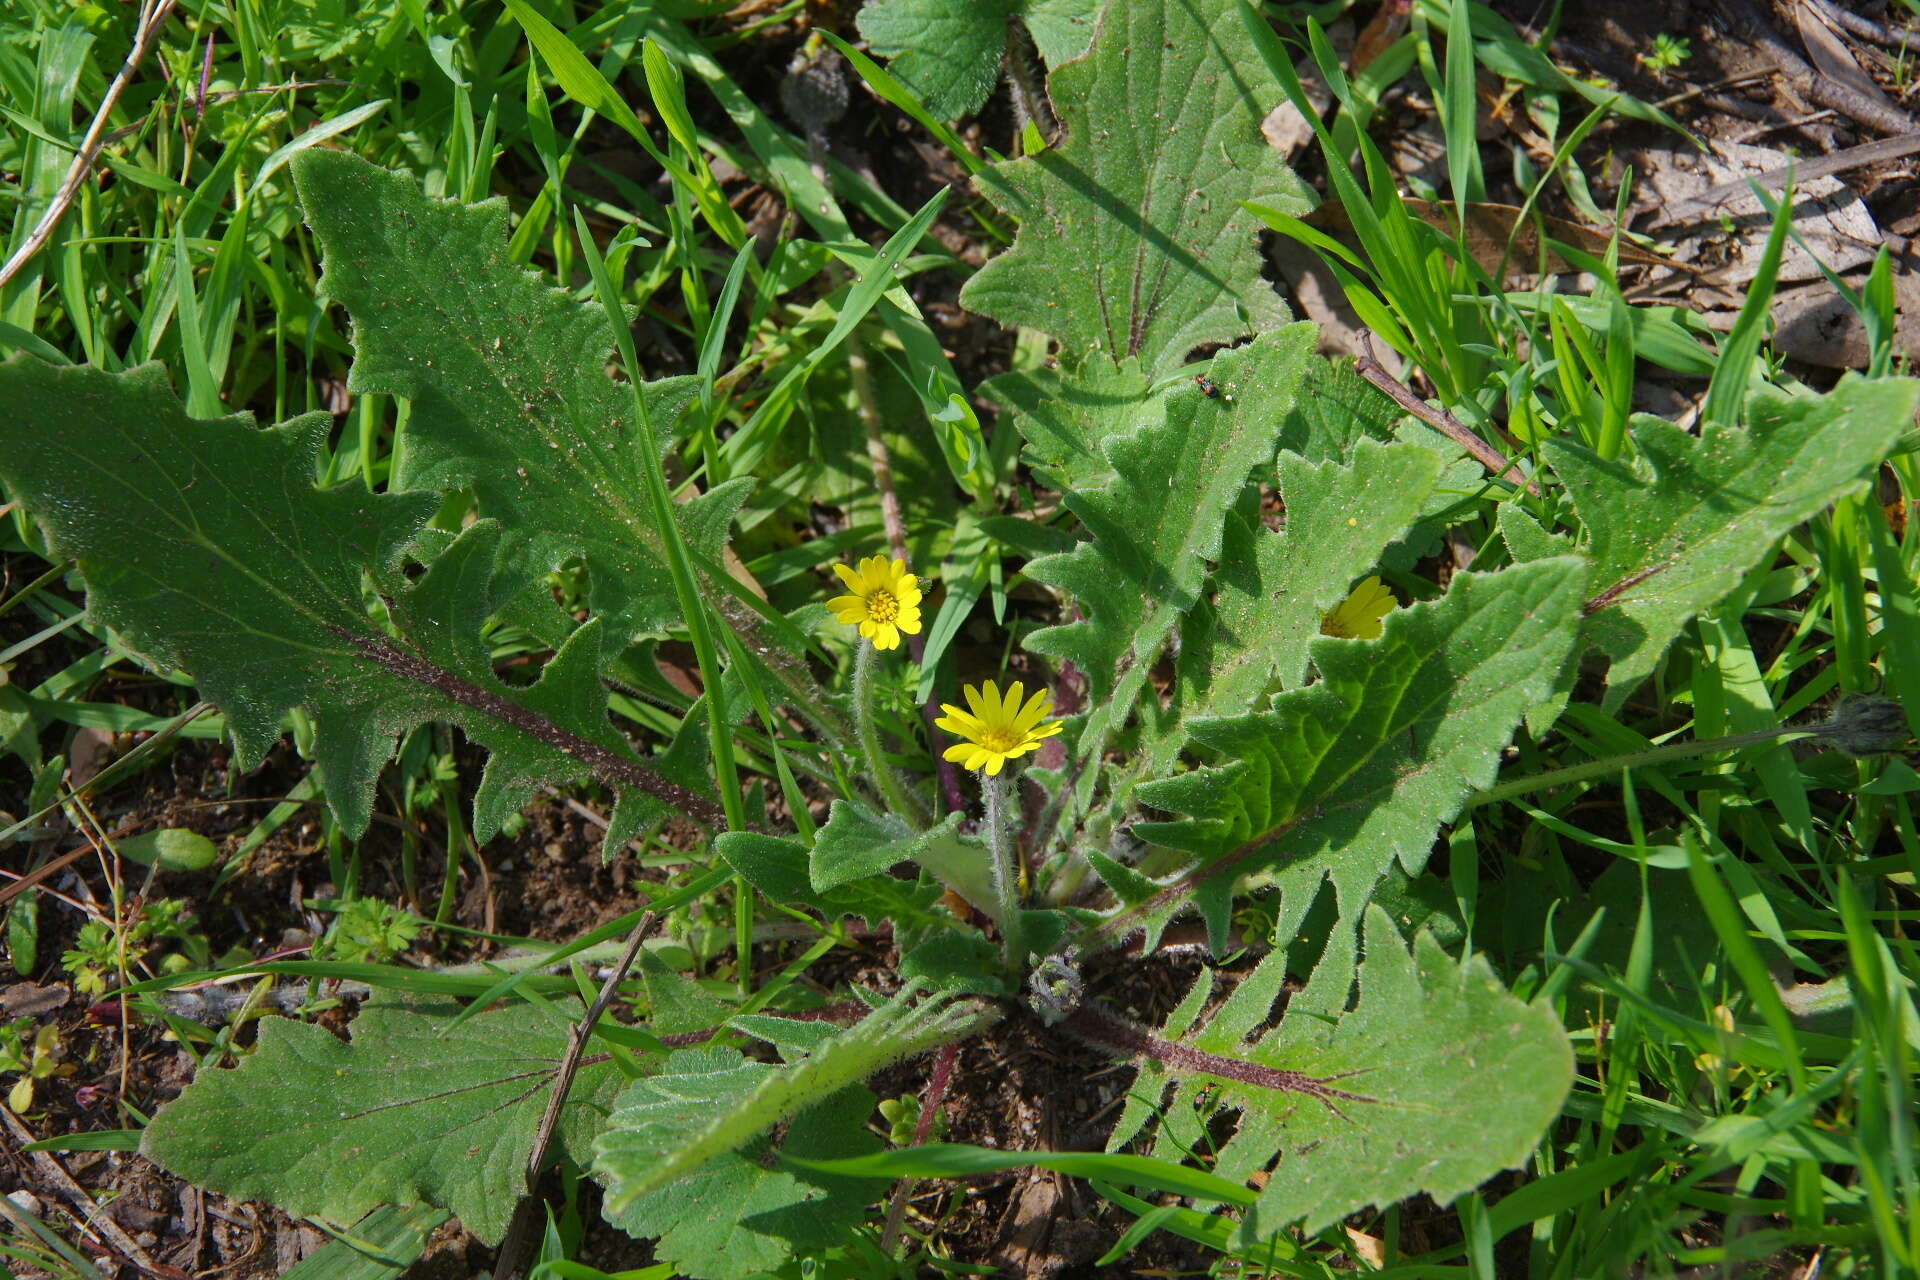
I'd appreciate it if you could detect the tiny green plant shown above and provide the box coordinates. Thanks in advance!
[1,0,1916,1274]
[1639,32,1692,73]
[2,1016,73,1115]
[315,898,425,964]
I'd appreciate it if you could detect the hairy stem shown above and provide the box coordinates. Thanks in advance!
[853,639,929,823]
[878,1040,959,1257]
[1467,726,1815,809]
[983,771,1027,972]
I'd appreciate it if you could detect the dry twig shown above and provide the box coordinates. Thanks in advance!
[1354,335,1536,495]
[491,910,658,1280]
[0,0,179,293]
[1717,0,1915,136]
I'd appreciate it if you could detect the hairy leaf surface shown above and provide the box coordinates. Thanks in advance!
[1124,558,1585,949]
[599,1049,881,1280]
[715,829,952,926]
[1103,906,1571,1235]
[808,800,966,891]
[1544,375,1919,708]
[1195,438,1442,714]
[294,150,743,653]
[960,0,1313,372]
[594,986,998,1206]
[1024,325,1316,744]
[0,359,681,838]
[141,999,625,1244]
[855,0,1098,119]
[980,355,1156,494]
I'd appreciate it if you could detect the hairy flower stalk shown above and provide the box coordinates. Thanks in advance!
[852,638,928,824]
[935,680,1063,971]
[981,769,1027,972]
[832,554,928,823]
[1470,694,1910,809]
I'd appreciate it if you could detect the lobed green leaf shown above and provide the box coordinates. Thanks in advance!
[141,999,627,1245]
[960,0,1313,373]
[1106,905,1572,1237]
[855,0,1099,120]
[1543,375,1920,708]
[0,358,706,839]
[1024,325,1317,747]
[1123,558,1587,949]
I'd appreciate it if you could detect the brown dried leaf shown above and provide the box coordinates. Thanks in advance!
[1796,0,1902,116]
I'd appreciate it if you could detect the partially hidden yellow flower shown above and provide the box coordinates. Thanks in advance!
[1320,576,1396,640]
[828,554,923,651]
[936,679,1064,776]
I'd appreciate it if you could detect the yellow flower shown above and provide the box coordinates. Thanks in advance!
[936,679,1064,776]
[1320,576,1396,640]
[829,554,924,651]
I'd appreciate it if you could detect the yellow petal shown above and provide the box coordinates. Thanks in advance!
[897,609,923,635]
[983,753,1004,776]
[897,585,923,607]
[988,680,1013,722]
[873,624,899,650]
[833,562,863,591]
[963,684,987,719]
[943,743,976,764]
[1014,689,1052,731]
[1002,681,1024,720]
[860,619,879,638]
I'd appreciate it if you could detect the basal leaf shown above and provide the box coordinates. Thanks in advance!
[1098,905,1571,1236]
[599,1048,882,1280]
[293,150,740,654]
[809,800,965,892]
[0,360,429,794]
[1546,374,1919,709]
[1275,355,1408,464]
[1024,325,1316,743]
[594,985,997,1206]
[714,829,949,926]
[855,0,1099,120]
[140,998,626,1245]
[1116,558,1585,950]
[960,0,1313,373]
[0,357,712,838]
[980,355,1156,494]
[1195,437,1442,715]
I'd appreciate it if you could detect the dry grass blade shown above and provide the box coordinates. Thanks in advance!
[0,0,179,292]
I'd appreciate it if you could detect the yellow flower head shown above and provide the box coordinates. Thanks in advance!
[829,554,923,651]
[936,679,1064,776]
[1320,575,1396,640]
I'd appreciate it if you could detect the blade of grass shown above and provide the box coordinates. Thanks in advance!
[1683,835,1806,1091]
[1701,175,1794,430]
[574,209,745,839]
